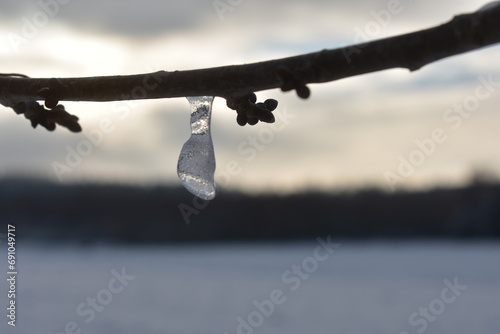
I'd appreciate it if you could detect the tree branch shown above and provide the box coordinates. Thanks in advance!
[1,3,500,131]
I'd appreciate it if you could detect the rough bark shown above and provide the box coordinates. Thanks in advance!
[1,3,499,131]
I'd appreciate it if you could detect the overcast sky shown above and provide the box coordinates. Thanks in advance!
[1,0,500,194]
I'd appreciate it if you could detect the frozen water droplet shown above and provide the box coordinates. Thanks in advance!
[177,96,216,200]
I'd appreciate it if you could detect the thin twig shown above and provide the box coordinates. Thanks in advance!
[1,3,499,130]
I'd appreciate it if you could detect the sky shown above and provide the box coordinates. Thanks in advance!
[1,0,500,194]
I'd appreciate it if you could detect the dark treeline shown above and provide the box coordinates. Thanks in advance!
[1,178,499,244]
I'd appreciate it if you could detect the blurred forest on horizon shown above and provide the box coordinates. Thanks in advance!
[1,176,499,244]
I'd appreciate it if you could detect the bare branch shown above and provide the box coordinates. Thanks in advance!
[1,3,499,130]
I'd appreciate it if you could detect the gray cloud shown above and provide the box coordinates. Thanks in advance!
[1,0,499,192]
[1,0,214,38]
[0,0,442,39]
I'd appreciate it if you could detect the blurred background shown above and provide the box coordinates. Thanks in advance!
[0,1,499,333]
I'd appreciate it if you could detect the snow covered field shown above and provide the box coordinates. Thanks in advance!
[1,240,499,334]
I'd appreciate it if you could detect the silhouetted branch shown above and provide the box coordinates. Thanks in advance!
[1,3,499,131]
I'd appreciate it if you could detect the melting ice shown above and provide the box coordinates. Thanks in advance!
[177,96,216,200]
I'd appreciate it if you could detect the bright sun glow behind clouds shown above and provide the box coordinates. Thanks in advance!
[1,0,500,193]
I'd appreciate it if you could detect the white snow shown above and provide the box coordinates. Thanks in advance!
[0,241,499,334]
